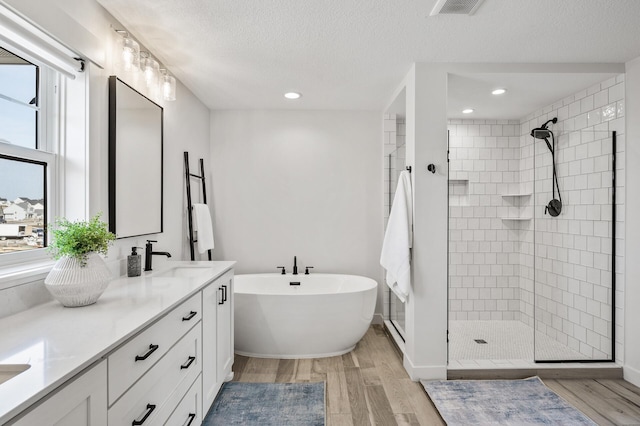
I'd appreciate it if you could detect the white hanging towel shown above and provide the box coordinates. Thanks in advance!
[193,203,215,254]
[380,170,413,303]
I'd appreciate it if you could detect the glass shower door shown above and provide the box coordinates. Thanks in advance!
[387,148,406,340]
[532,129,615,362]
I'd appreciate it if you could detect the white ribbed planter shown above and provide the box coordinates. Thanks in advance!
[44,253,113,307]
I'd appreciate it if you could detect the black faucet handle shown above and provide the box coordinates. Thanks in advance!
[146,240,157,244]
[305,266,314,274]
[277,266,286,275]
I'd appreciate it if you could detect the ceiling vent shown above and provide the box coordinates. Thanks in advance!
[430,0,485,16]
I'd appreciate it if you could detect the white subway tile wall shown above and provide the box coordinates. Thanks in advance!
[448,120,525,322]
[449,75,624,362]
[520,75,624,361]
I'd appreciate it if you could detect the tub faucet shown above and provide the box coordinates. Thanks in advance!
[293,256,298,275]
[144,240,172,271]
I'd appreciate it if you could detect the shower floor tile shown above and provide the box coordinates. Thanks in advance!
[449,320,586,363]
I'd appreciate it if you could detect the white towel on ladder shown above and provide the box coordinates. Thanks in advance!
[193,203,215,254]
[380,170,413,302]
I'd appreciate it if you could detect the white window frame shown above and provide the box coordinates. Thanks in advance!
[0,55,59,289]
[0,3,86,290]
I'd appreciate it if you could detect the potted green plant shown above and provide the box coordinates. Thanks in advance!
[44,213,116,307]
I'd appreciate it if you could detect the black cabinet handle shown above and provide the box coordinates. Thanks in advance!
[182,311,197,321]
[132,404,156,425]
[222,284,228,302]
[218,287,224,305]
[135,344,159,362]
[186,413,196,426]
[180,356,196,370]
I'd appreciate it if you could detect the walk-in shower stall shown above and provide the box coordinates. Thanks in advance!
[447,73,623,366]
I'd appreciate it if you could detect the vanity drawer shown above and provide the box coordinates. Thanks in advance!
[108,323,202,426]
[164,375,202,426]
[108,292,202,404]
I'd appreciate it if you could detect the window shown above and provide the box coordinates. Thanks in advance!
[0,46,56,260]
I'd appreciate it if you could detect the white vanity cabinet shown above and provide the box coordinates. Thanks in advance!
[0,263,236,426]
[11,361,107,426]
[202,270,234,412]
[107,293,202,426]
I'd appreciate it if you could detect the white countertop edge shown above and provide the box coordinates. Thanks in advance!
[0,260,235,424]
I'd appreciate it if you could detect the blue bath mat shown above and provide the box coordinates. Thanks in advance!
[203,382,325,426]
[422,376,596,425]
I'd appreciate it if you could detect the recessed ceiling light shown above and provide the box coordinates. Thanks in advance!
[284,92,301,99]
[462,108,474,114]
[492,88,507,95]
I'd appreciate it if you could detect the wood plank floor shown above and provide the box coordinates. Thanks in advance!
[232,325,640,425]
[233,325,445,425]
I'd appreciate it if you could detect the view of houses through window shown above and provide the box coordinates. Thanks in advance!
[0,46,47,255]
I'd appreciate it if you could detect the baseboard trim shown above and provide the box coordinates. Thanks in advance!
[372,313,384,325]
[403,354,447,381]
[624,364,640,387]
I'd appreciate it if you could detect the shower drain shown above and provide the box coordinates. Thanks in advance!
[474,339,488,344]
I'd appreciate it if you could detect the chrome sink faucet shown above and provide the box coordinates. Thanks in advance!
[144,240,172,271]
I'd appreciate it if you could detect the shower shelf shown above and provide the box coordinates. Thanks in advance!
[501,217,532,221]
[501,193,532,197]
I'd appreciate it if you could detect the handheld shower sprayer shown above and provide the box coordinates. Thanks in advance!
[531,117,562,217]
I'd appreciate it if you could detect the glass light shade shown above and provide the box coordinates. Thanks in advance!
[121,35,140,71]
[141,54,160,88]
[162,73,176,101]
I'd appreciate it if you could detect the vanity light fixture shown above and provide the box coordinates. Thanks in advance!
[116,31,140,72]
[161,70,177,101]
[284,92,301,100]
[140,52,160,88]
[113,28,177,101]
[492,88,507,95]
[462,108,474,114]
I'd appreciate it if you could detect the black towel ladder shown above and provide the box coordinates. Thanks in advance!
[184,151,212,261]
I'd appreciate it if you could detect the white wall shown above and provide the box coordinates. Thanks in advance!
[624,57,640,385]
[209,110,384,311]
[0,0,211,316]
[402,64,449,380]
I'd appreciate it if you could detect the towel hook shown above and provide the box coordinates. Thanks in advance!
[427,164,436,174]
[406,166,412,173]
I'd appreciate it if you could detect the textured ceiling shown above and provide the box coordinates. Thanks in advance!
[96,0,640,112]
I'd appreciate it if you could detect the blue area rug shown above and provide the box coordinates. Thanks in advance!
[203,382,325,426]
[422,376,597,425]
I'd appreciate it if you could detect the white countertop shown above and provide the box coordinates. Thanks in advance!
[0,260,235,425]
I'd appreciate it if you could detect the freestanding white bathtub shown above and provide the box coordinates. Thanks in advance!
[234,273,377,358]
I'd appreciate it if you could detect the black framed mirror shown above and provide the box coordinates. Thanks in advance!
[108,76,163,238]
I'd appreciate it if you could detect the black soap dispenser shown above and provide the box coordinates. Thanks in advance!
[127,247,142,277]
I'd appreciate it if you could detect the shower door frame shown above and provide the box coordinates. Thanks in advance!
[533,131,617,364]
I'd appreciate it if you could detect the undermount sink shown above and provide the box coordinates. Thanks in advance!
[154,266,211,279]
[0,364,30,385]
